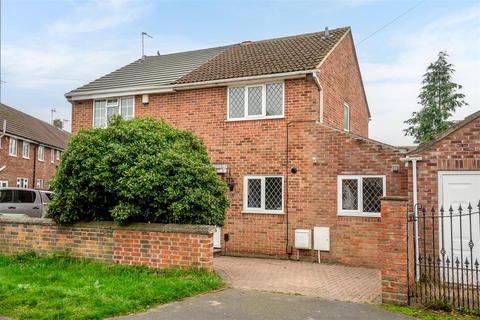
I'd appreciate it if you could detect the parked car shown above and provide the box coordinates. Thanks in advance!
[0,188,52,218]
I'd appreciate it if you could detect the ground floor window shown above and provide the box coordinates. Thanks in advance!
[337,175,385,217]
[16,178,28,188]
[243,175,284,214]
[0,180,8,187]
[36,179,44,189]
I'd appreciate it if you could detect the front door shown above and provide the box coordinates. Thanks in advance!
[440,172,480,280]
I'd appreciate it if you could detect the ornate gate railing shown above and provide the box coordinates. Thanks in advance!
[408,202,480,309]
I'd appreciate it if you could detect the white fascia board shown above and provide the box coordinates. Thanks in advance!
[66,70,316,101]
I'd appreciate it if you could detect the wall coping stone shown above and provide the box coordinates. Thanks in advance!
[0,216,215,234]
[380,196,408,202]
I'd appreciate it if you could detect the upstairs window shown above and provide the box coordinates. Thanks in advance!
[8,138,17,156]
[22,141,30,159]
[337,175,385,217]
[228,82,284,120]
[93,97,134,128]
[343,103,350,132]
[51,148,55,163]
[38,145,44,161]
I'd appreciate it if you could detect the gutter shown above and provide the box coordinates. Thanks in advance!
[66,70,317,101]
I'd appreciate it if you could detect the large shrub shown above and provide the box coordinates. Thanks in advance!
[49,116,229,225]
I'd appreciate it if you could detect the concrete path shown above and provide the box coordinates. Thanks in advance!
[215,256,381,303]
[114,288,413,320]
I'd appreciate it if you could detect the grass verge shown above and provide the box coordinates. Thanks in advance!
[0,252,223,320]
[381,304,480,319]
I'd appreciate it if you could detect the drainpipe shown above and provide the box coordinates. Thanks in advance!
[400,156,422,280]
[32,145,37,189]
[0,120,6,172]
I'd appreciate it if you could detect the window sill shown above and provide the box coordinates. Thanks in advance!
[337,212,381,218]
[22,156,30,160]
[242,210,285,215]
[226,115,285,122]
[9,154,17,157]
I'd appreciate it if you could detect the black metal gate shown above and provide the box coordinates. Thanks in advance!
[407,202,480,309]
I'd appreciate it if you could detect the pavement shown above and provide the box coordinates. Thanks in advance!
[214,256,381,303]
[113,288,414,320]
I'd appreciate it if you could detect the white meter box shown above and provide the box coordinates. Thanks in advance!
[313,227,330,251]
[295,229,312,249]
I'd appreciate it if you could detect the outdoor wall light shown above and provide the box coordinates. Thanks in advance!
[226,173,235,192]
[291,166,298,174]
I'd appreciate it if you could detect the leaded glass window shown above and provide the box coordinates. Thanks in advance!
[245,176,283,213]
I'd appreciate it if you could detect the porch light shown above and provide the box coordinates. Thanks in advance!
[226,173,235,192]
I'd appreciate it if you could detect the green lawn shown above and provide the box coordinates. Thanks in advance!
[0,252,224,320]
[381,304,480,320]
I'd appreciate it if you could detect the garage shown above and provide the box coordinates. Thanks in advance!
[404,111,480,307]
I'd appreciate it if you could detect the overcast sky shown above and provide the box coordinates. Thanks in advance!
[1,0,479,145]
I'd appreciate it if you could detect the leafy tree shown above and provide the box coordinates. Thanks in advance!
[49,116,229,225]
[404,51,467,144]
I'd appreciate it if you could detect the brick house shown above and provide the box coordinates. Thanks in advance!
[0,103,70,190]
[66,27,411,268]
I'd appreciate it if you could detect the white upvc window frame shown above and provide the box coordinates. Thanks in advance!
[38,145,45,161]
[337,175,386,217]
[0,180,8,187]
[343,103,350,132]
[93,96,135,128]
[22,141,30,159]
[8,137,17,156]
[17,177,28,188]
[227,82,285,121]
[243,175,284,214]
[56,150,60,160]
[36,179,44,189]
[50,148,55,163]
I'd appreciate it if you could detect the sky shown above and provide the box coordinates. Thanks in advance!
[0,0,479,145]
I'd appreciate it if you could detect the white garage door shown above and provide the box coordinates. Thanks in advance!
[439,171,480,279]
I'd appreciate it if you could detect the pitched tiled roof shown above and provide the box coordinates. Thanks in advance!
[408,110,480,154]
[66,27,350,97]
[175,27,350,84]
[66,46,230,96]
[0,103,70,149]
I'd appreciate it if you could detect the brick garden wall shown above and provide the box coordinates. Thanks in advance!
[0,217,214,270]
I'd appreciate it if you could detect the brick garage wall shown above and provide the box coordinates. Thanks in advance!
[407,116,480,211]
[0,217,214,270]
[0,136,61,189]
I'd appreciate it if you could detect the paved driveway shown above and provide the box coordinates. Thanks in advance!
[215,256,381,303]
[114,288,413,320]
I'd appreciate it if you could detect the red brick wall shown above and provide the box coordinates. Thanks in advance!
[379,197,410,305]
[408,117,480,211]
[286,123,408,267]
[0,217,214,270]
[318,31,370,137]
[0,136,61,189]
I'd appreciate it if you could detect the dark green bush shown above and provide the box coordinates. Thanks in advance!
[48,116,229,225]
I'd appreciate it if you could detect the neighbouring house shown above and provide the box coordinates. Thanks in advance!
[0,103,70,190]
[66,27,413,268]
